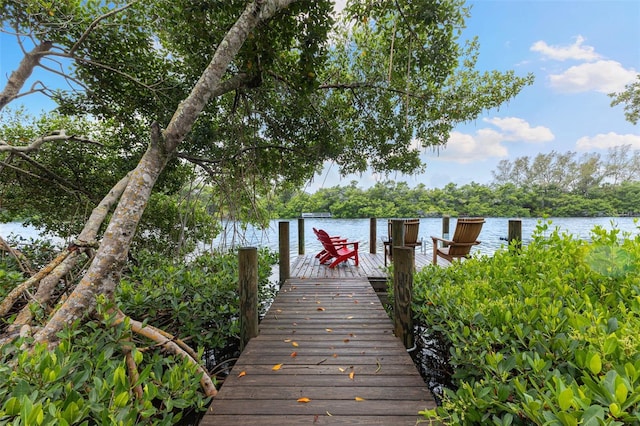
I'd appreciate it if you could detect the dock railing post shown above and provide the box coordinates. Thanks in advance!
[391,219,405,263]
[370,217,377,254]
[393,247,414,349]
[279,221,290,285]
[508,219,522,252]
[298,217,305,255]
[238,247,258,351]
[442,215,450,246]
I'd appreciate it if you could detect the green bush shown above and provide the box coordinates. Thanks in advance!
[0,315,209,425]
[1,244,278,424]
[415,221,640,425]
[117,248,278,354]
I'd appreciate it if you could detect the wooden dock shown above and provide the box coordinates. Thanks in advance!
[289,252,436,279]
[201,254,437,425]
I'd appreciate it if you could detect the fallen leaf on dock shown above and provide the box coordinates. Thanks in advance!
[325,328,333,332]
[290,351,297,357]
[272,363,283,371]
[297,397,311,403]
[238,371,246,377]
[317,307,325,311]
[349,371,355,380]
[338,367,346,372]
[292,341,299,347]
[355,397,366,401]
[284,339,292,342]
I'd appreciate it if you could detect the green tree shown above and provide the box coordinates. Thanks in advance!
[610,74,640,125]
[1,0,533,379]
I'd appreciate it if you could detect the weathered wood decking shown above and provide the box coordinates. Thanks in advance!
[201,253,437,425]
[290,251,439,279]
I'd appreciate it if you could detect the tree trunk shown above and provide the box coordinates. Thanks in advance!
[33,0,297,344]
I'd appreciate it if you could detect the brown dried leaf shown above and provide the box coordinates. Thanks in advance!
[238,371,246,377]
[272,363,283,371]
[297,397,311,403]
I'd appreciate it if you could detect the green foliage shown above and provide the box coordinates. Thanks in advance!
[117,248,278,353]
[0,243,278,423]
[266,179,640,219]
[0,317,210,425]
[610,74,640,125]
[414,221,640,424]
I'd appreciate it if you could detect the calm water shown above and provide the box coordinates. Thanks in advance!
[4,217,640,258]
[210,217,640,258]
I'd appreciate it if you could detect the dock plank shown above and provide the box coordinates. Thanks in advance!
[200,276,436,425]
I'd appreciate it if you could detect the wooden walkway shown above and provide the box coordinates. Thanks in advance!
[201,255,437,425]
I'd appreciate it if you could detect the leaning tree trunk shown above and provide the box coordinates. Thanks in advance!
[33,0,297,345]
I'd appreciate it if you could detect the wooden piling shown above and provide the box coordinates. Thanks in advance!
[370,217,377,254]
[297,218,305,255]
[278,221,290,284]
[393,247,414,349]
[508,219,522,251]
[442,215,450,239]
[238,247,258,351]
[391,219,405,263]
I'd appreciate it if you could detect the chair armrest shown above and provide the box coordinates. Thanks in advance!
[335,240,358,250]
[431,235,453,245]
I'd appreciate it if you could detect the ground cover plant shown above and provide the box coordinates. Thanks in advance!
[414,221,640,425]
[0,243,277,424]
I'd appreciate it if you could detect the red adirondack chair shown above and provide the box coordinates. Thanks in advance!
[315,229,359,268]
[312,228,346,261]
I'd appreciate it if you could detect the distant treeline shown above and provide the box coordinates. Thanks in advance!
[266,148,640,219]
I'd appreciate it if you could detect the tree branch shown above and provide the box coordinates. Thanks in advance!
[69,1,139,55]
[0,130,99,153]
[0,41,53,110]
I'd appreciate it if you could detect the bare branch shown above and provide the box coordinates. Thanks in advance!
[0,130,98,153]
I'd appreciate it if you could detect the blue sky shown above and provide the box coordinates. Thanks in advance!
[312,0,640,191]
[2,1,639,192]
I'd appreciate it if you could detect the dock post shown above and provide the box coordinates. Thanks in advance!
[442,215,450,239]
[508,219,522,252]
[369,217,377,254]
[393,247,414,349]
[391,219,405,262]
[298,218,305,255]
[238,247,258,351]
[279,221,290,284]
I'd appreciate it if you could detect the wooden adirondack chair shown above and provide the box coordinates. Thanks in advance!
[383,219,422,266]
[315,229,359,268]
[312,227,345,262]
[431,217,485,264]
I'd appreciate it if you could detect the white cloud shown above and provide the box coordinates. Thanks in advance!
[429,130,508,164]
[530,35,600,61]
[576,132,640,151]
[333,0,347,16]
[548,60,637,93]
[483,117,554,142]
[429,117,554,164]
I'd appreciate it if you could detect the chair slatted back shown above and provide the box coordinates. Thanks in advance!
[449,218,485,256]
[387,218,421,245]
